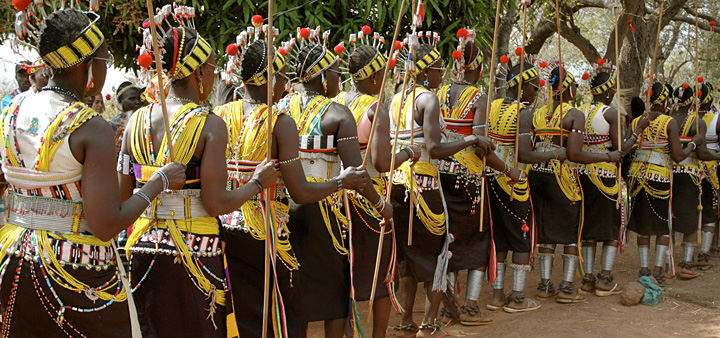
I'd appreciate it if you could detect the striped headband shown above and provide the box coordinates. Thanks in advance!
[172,27,212,80]
[42,11,104,70]
[299,46,338,83]
[591,75,615,95]
[416,47,441,72]
[244,53,286,86]
[702,91,714,105]
[675,87,695,107]
[466,50,483,71]
[352,51,387,81]
[508,67,539,88]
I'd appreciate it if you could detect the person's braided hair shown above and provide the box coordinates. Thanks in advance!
[672,85,694,106]
[240,40,267,82]
[38,9,96,72]
[462,41,481,68]
[160,27,200,83]
[549,66,568,92]
[348,45,378,76]
[295,44,326,79]
[590,71,612,90]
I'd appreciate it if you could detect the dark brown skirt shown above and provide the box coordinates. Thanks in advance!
[440,173,490,271]
[347,199,393,301]
[488,178,533,253]
[579,174,620,242]
[672,173,701,234]
[130,241,226,338]
[628,180,671,236]
[391,183,446,283]
[701,179,718,224]
[288,201,350,322]
[0,256,131,338]
[224,228,305,338]
[528,170,581,245]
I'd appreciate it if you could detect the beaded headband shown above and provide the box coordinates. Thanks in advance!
[222,15,284,87]
[541,60,575,93]
[508,68,539,88]
[494,50,542,92]
[21,60,46,75]
[390,31,441,83]
[580,58,616,95]
[136,3,207,84]
[280,26,338,83]
[333,26,389,82]
[451,28,483,81]
[13,0,104,71]
[701,82,714,105]
[673,82,695,107]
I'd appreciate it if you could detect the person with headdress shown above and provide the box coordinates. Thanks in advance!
[435,29,520,325]
[388,31,493,338]
[214,21,368,338]
[109,82,142,132]
[279,27,389,338]
[118,4,278,336]
[1,61,31,112]
[666,83,720,279]
[696,81,719,269]
[332,26,421,337]
[0,5,187,336]
[576,60,648,296]
[627,81,701,285]
[478,56,553,313]
[530,64,622,304]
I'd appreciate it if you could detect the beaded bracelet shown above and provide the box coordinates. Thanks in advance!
[500,163,511,175]
[134,191,152,206]
[337,136,359,142]
[571,129,585,135]
[250,178,264,194]
[153,170,170,191]
[690,141,697,151]
[279,157,299,165]
[333,177,343,191]
[403,147,416,161]
[472,124,486,130]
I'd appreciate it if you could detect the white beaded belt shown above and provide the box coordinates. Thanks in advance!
[299,152,340,180]
[139,189,210,219]
[4,192,88,233]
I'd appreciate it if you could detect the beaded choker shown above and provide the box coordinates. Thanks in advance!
[42,86,82,102]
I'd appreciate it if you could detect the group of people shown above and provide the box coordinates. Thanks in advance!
[1,2,719,338]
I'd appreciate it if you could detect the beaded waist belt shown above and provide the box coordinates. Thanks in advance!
[138,189,210,219]
[5,192,88,233]
[676,153,698,166]
[128,227,222,257]
[634,150,671,167]
[488,132,515,146]
[391,168,438,190]
[493,144,517,167]
[583,133,611,145]
[396,139,432,163]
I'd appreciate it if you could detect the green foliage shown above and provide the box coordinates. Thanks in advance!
[0,0,509,71]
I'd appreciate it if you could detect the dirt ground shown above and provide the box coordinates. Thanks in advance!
[308,235,720,337]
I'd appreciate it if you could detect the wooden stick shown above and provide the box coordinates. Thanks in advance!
[694,0,700,132]
[407,0,419,247]
[643,0,666,117]
[555,0,564,148]
[510,1,529,203]
[366,0,409,322]
[145,0,175,162]
[614,2,623,210]
[262,3,276,338]
[480,0,504,232]
[361,0,408,169]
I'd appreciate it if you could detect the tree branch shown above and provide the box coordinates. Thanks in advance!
[673,14,720,33]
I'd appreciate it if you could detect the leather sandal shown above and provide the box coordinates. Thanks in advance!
[459,306,494,326]
[536,281,557,300]
[503,294,541,313]
[678,262,700,279]
[556,283,585,303]
[579,275,597,295]
[393,323,419,338]
[594,273,623,297]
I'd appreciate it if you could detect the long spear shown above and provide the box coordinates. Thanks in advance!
[366,0,409,322]
[612,1,623,210]
[694,0,700,132]
[511,0,529,203]
[480,0,504,232]
[262,2,276,337]
[145,0,175,162]
[555,0,565,147]
[643,0,665,117]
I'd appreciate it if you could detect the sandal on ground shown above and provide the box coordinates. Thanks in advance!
[393,323,419,338]
[486,294,507,311]
[503,294,541,313]
[594,273,623,297]
[459,306,494,326]
[678,263,700,279]
[579,275,597,295]
[536,281,557,300]
[416,323,452,338]
[556,283,585,304]
[695,252,714,271]
[439,308,453,325]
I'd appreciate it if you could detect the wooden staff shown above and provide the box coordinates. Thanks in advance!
[366,0,409,322]
[361,0,408,169]
[643,0,665,117]
[555,0,565,147]
[613,1,622,209]
[510,0,529,203]
[145,0,175,162]
[262,2,276,337]
[480,0,504,232]
[406,0,419,247]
